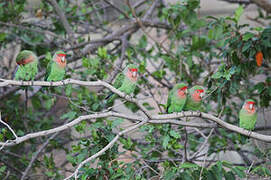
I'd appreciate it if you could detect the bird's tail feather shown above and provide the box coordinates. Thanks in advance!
[103,93,117,109]
[12,65,19,79]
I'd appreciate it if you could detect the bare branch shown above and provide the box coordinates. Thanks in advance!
[251,0,271,13]
[103,0,130,19]
[220,0,251,5]
[0,112,18,139]
[142,0,160,20]
[47,0,75,43]
[0,78,152,118]
[0,21,67,41]
[1,79,271,144]
[106,34,129,83]
[20,131,60,180]
[190,128,214,160]
[66,120,147,180]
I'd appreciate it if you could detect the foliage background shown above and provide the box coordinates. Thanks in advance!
[0,0,271,179]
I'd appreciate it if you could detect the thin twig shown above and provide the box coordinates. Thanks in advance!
[66,120,147,180]
[0,112,18,139]
[20,130,62,180]
[47,0,75,43]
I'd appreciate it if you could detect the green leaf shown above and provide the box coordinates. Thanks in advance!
[242,32,254,41]
[179,162,199,169]
[17,130,24,136]
[222,161,233,168]
[82,57,89,68]
[268,87,271,96]
[169,130,181,139]
[232,166,246,178]
[44,98,55,110]
[0,165,6,173]
[254,82,265,94]
[60,111,77,121]
[98,47,107,59]
[162,135,170,149]
[45,52,52,63]
[234,6,244,22]
[112,118,124,128]
[65,84,73,97]
[212,71,223,79]
[0,32,6,41]
[142,102,155,110]
[242,42,251,52]
[224,171,235,180]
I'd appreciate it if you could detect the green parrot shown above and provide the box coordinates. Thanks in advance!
[106,64,138,105]
[14,50,38,81]
[183,85,205,111]
[166,83,188,113]
[239,99,257,130]
[14,50,38,111]
[45,50,67,81]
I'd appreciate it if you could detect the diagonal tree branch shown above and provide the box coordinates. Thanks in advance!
[251,0,271,13]
[65,120,148,180]
[103,0,130,19]
[20,131,61,180]
[0,112,18,139]
[1,79,271,150]
[47,0,76,44]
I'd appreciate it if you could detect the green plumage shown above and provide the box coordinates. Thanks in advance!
[183,85,204,111]
[239,99,257,130]
[167,83,187,113]
[45,51,66,81]
[107,64,138,104]
[14,50,38,81]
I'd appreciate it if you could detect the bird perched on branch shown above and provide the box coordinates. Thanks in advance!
[14,50,38,81]
[166,83,188,113]
[239,99,257,131]
[14,50,38,110]
[106,64,139,106]
[45,50,67,82]
[183,85,205,111]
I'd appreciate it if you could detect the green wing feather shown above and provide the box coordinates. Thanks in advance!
[166,90,173,112]
[45,61,65,81]
[113,73,125,89]
[15,60,38,81]
[44,60,53,81]
[14,50,38,81]
[239,109,257,130]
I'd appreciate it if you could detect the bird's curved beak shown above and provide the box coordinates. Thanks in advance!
[132,71,137,78]
[61,56,65,63]
[249,104,253,110]
[185,88,188,94]
[200,92,204,98]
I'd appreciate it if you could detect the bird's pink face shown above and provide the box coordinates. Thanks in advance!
[177,86,188,98]
[244,101,256,114]
[191,89,204,102]
[55,53,66,68]
[127,68,138,82]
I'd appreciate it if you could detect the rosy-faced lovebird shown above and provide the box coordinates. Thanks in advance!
[166,83,188,113]
[106,64,138,105]
[45,51,67,81]
[239,99,257,130]
[14,50,38,110]
[14,50,38,81]
[183,85,204,111]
